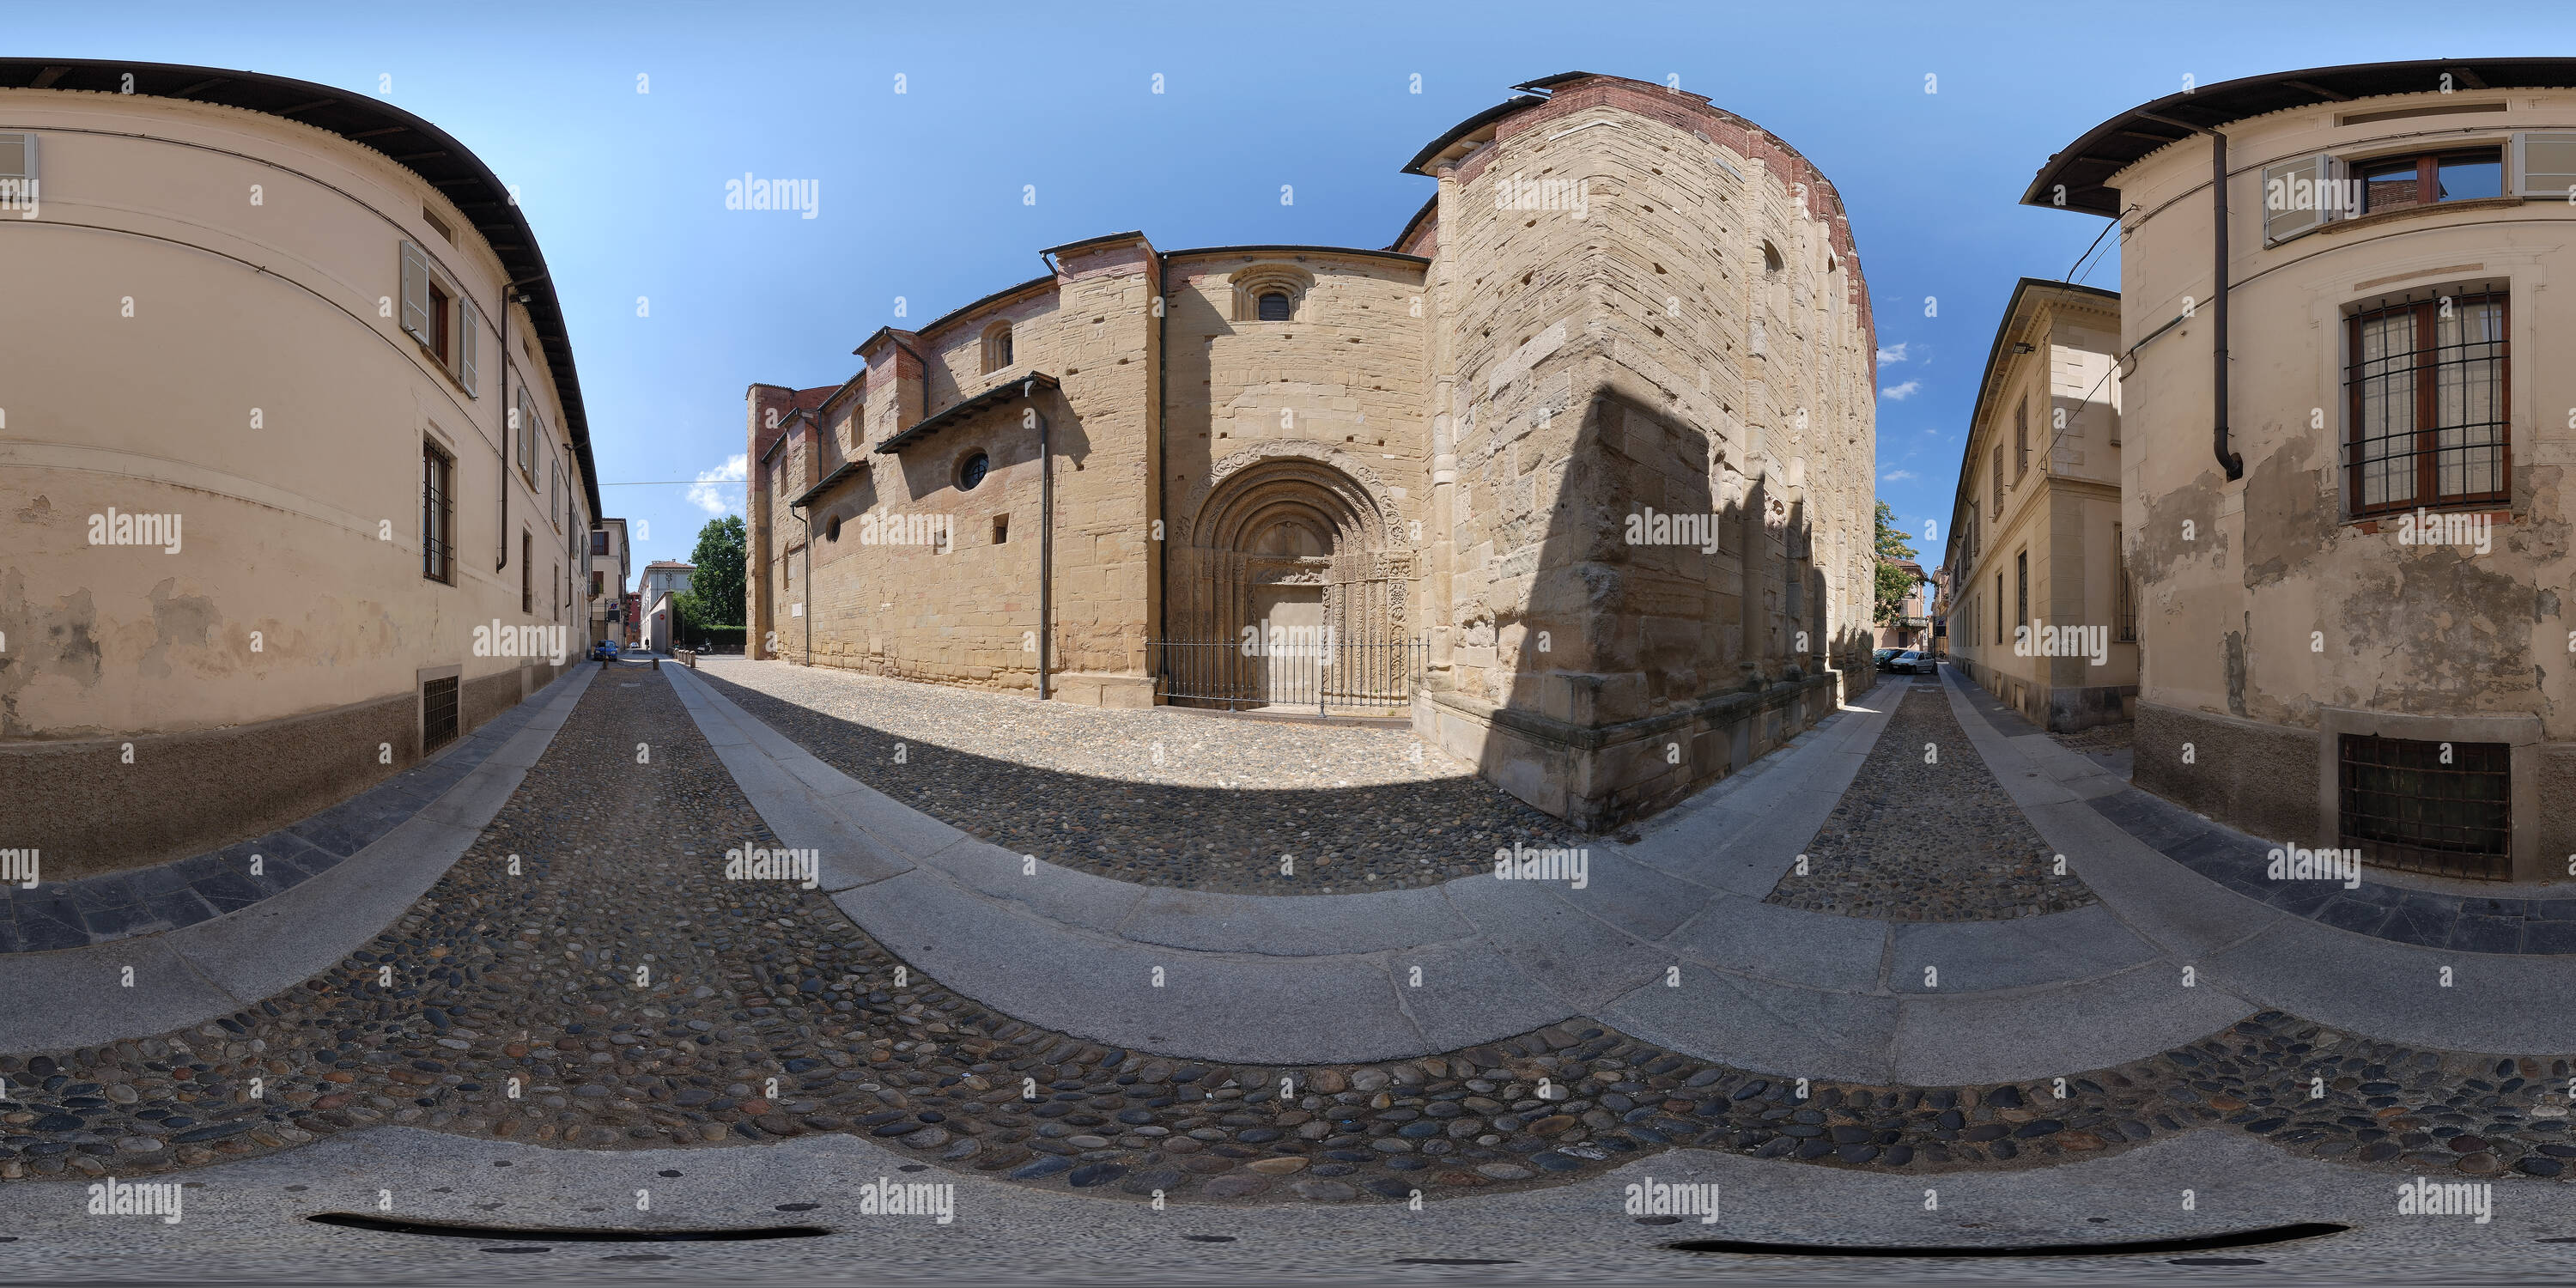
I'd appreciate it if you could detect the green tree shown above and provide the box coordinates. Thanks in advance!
[1872,501,1921,626]
[675,514,746,637]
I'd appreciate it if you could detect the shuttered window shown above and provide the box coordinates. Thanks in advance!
[0,131,35,180]
[2014,398,2029,478]
[399,241,434,347]
[0,131,37,211]
[398,240,479,397]
[515,387,539,483]
[2514,131,2576,198]
[458,295,479,395]
[2263,153,2337,244]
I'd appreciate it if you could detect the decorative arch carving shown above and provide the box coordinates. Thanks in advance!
[1180,440,1411,551]
[1171,441,1415,648]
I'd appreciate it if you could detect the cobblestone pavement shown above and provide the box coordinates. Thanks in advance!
[691,658,1583,895]
[8,672,2576,1208]
[1765,679,2098,921]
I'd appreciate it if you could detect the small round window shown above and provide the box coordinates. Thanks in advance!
[957,452,991,491]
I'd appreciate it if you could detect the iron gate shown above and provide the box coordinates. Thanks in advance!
[1150,636,1424,715]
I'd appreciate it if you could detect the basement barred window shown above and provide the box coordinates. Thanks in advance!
[422,675,459,753]
[2337,734,2512,880]
[2346,291,2508,515]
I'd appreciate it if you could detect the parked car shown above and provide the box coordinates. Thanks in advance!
[1892,649,1936,676]
[589,640,622,661]
[1874,647,1903,671]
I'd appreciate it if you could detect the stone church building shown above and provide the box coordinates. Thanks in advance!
[747,72,1880,829]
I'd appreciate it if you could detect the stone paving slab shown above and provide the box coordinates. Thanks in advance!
[1117,883,1472,957]
[0,665,594,1052]
[829,869,1444,1065]
[1436,875,1668,1014]
[1604,967,1901,1084]
[1886,903,2159,994]
[1661,890,1889,993]
[1886,963,2257,1086]
[2199,911,2576,1054]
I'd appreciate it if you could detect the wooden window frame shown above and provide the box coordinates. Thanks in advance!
[2356,147,2505,214]
[2342,291,2511,518]
[426,280,452,365]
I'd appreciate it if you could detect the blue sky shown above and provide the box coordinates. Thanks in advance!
[21,0,2576,573]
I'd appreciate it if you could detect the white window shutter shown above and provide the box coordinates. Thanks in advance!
[0,131,33,180]
[399,241,432,343]
[517,388,537,478]
[2515,132,2576,198]
[458,295,479,395]
[2261,154,2333,244]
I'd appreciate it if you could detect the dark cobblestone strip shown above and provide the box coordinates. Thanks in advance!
[4,676,2573,1204]
[1766,681,2097,922]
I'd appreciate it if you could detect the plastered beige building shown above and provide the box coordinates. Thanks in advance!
[0,59,599,878]
[748,73,1880,831]
[2031,58,2576,882]
[1942,278,2138,731]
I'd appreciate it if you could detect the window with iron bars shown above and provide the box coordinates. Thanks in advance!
[422,674,459,752]
[422,441,453,584]
[2337,734,2512,880]
[2346,291,2507,516]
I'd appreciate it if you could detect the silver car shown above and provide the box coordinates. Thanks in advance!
[1893,650,1936,676]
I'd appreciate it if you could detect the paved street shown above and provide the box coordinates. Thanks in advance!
[5,659,2576,1279]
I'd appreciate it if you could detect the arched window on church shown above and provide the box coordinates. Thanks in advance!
[1258,292,1294,322]
[981,320,1013,374]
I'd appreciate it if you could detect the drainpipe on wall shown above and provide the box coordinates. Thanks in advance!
[2209,129,2243,482]
[793,500,813,665]
[1036,400,1053,702]
[2143,115,2246,483]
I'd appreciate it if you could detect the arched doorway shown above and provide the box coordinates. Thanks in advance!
[1168,451,1412,711]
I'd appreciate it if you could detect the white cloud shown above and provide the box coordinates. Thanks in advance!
[1875,342,1909,365]
[1880,470,1916,483]
[688,453,748,516]
[1880,380,1923,402]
